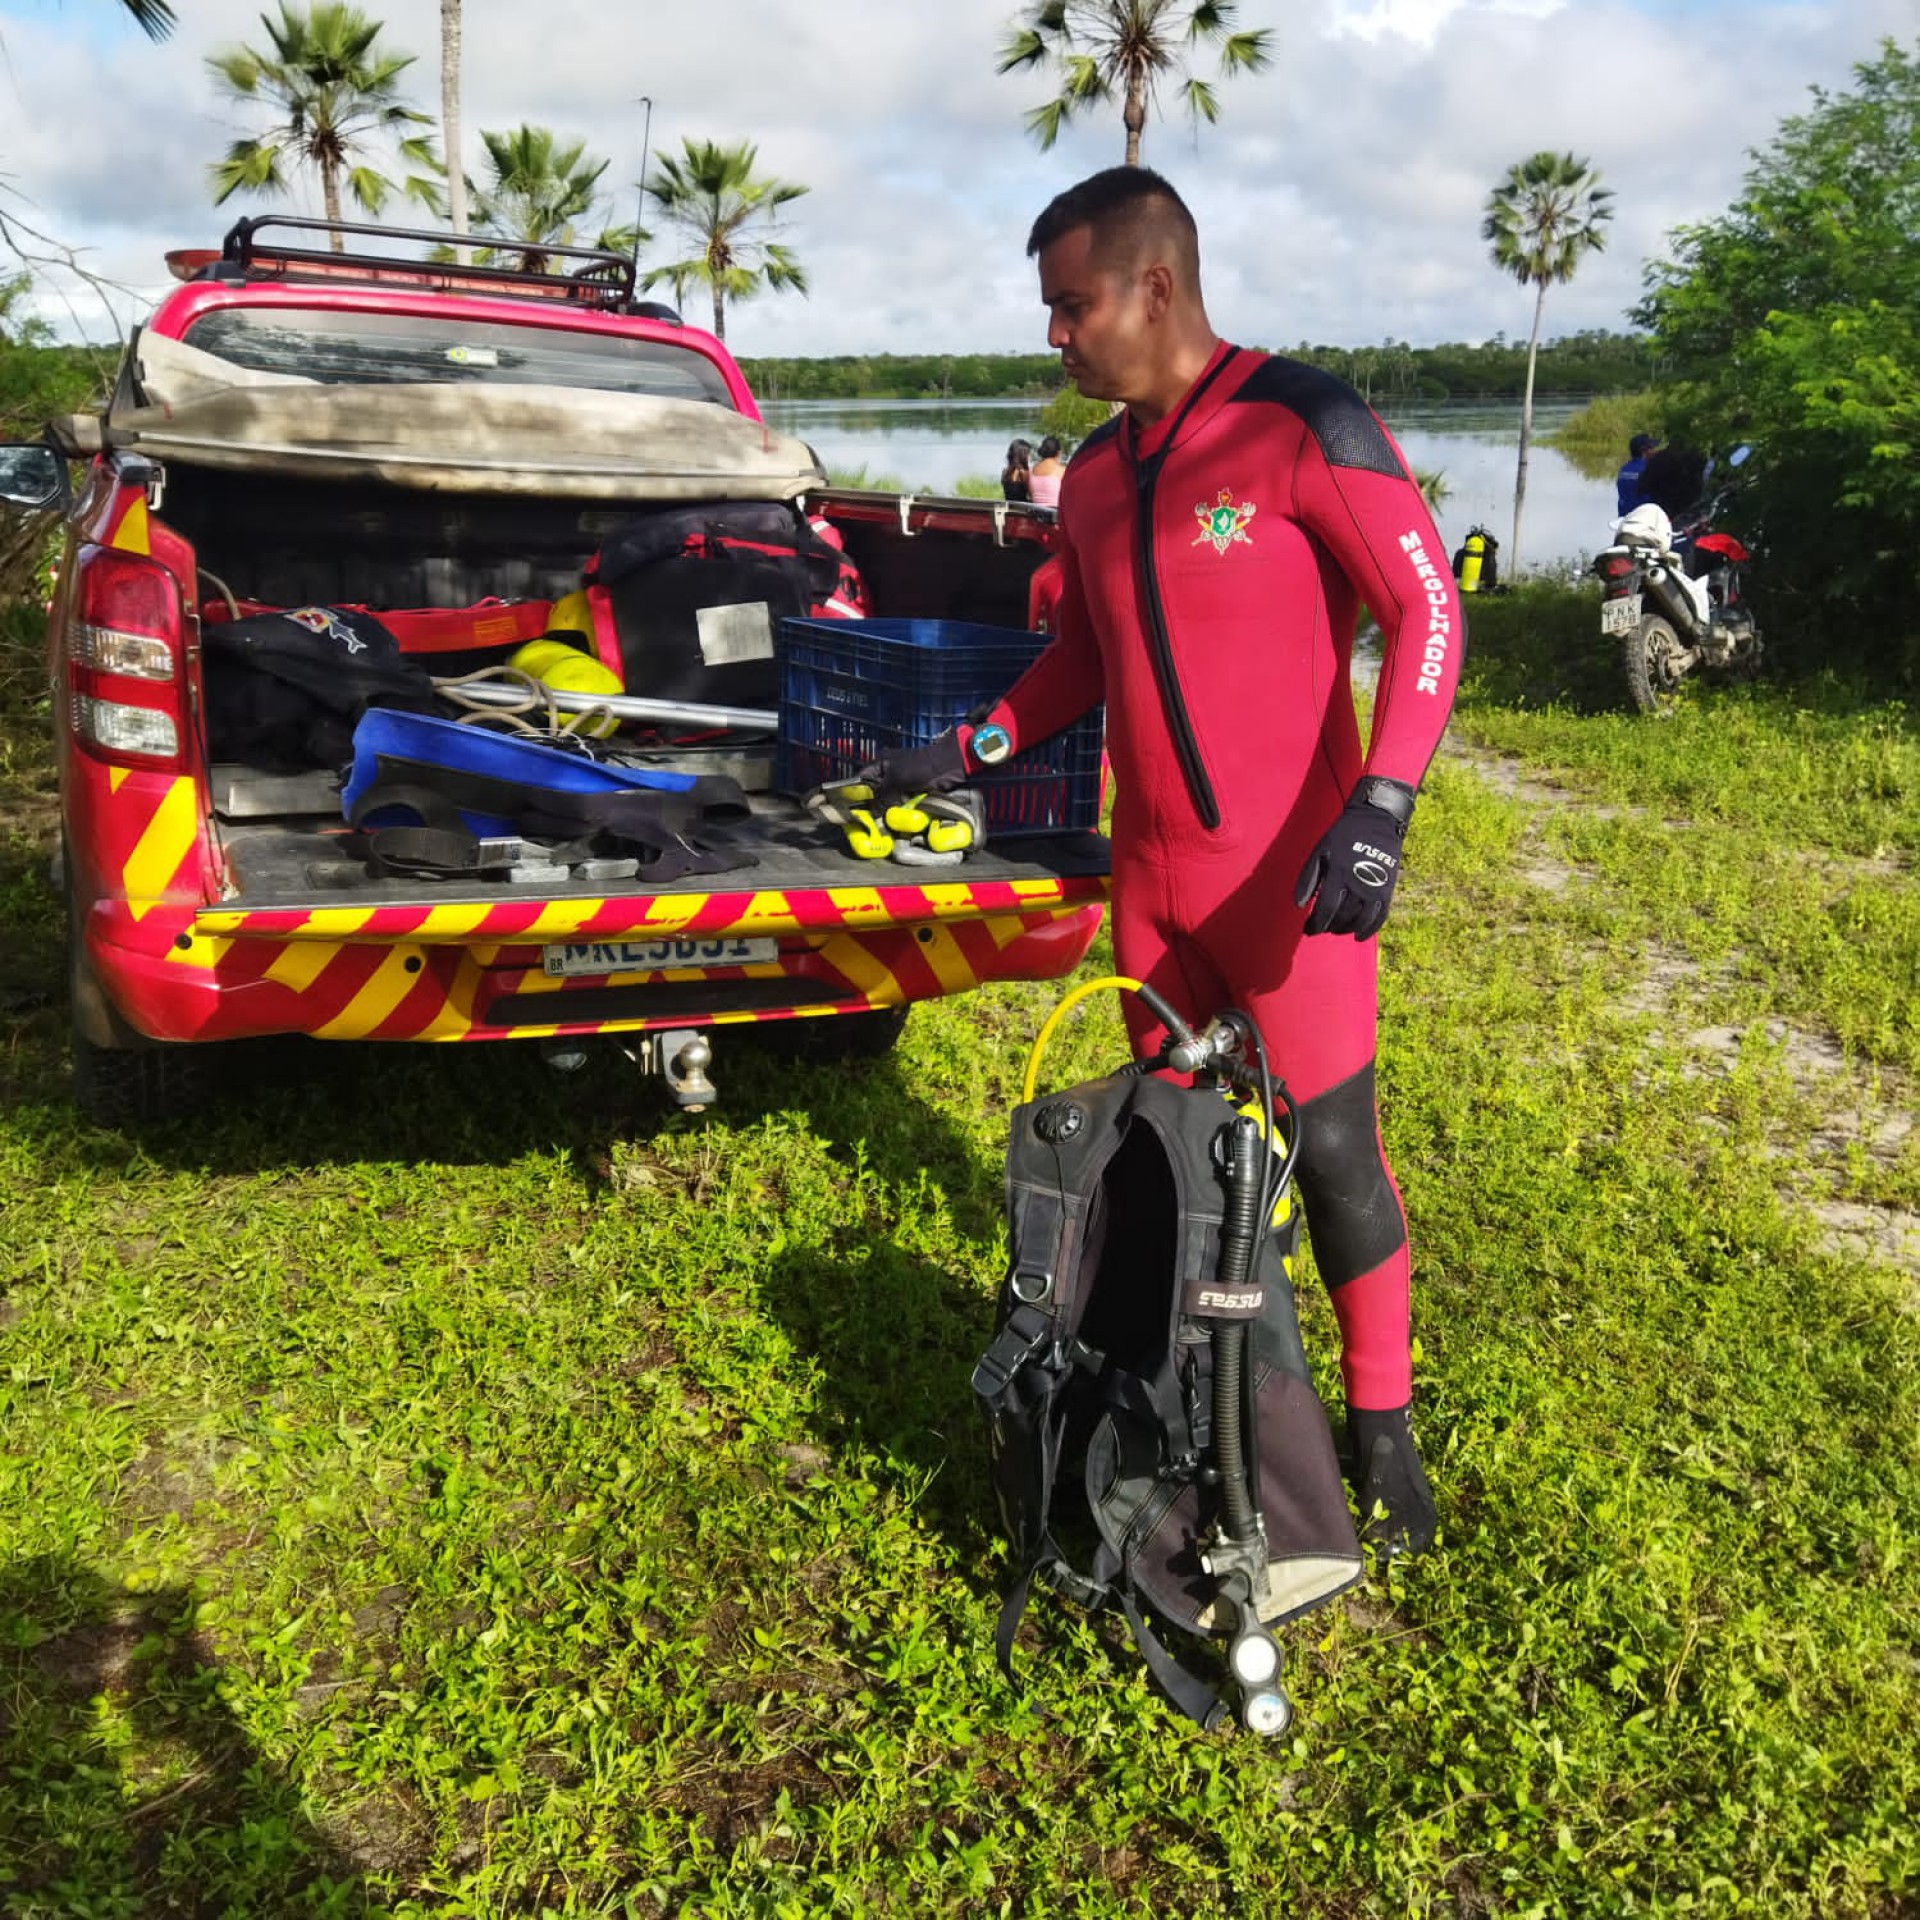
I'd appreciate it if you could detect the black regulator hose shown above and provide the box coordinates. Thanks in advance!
[1213,1114,1266,1546]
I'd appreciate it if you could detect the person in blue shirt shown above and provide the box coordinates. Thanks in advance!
[1616,432,1658,517]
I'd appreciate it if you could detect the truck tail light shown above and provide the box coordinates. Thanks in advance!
[69,545,188,767]
[72,692,180,759]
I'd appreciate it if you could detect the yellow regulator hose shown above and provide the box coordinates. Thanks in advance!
[1022,974,1153,1106]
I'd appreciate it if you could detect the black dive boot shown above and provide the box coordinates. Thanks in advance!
[1347,1405,1437,1558]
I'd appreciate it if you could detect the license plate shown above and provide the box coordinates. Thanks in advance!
[542,936,778,978]
[1600,593,1643,635]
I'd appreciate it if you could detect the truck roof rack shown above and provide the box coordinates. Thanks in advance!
[205,214,645,311]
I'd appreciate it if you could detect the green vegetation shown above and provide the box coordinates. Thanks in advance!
[1037,380,1112,449]
[1,581,1915,1912]
[1550,389,1662,480]
[997,1,1274,165]
[1636,38,1919,681]
[739,332,1658,404]
[640,139,807,345]
[0,275,114,438]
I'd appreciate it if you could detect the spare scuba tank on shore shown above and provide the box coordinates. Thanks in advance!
[1451,525,1499,594]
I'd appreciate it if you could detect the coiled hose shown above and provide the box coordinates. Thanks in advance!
[1213,1115,1266,1545]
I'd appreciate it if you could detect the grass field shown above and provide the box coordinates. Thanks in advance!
[1,591,1915,1917]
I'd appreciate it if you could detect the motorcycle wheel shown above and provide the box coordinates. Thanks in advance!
[1623,614,1690,715]
[1730,628,1765,683]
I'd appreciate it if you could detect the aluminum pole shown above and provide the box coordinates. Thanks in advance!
[435,676,775,734]
[633,96,653,276]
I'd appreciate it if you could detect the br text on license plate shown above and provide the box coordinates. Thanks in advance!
[543,937,778,978]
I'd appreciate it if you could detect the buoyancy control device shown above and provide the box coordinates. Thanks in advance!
[973,978,1364,1734]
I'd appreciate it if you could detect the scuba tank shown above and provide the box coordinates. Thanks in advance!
[1451,525,1498,594]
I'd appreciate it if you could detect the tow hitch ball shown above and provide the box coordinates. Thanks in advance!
[615,1028,717,1113]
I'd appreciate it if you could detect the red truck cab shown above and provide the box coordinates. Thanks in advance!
[1,217,1106,1122]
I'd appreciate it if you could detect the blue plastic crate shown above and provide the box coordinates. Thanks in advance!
[776,617,1104,837]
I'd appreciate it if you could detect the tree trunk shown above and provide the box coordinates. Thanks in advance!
[1123,74,1145,166]
[712,283,725,341]
[1511,276,1548,572]
[441,0,467,251]
[321,160,344,251]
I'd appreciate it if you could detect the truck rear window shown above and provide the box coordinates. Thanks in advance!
[180,307,735,407]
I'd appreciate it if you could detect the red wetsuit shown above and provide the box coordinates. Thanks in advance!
[985,342,1461,1411]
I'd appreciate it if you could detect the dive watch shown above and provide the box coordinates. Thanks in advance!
[971,723,1013,766]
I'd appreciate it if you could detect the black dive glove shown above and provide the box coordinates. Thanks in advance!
[1294,776,1417,939]
[861,726,971,800]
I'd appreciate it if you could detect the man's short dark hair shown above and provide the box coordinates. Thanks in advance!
[1026,166,1199,278]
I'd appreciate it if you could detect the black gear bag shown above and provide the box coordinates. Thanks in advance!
[974,1029,1363,1731]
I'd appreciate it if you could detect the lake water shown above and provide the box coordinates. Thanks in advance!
[763,394,1610,570]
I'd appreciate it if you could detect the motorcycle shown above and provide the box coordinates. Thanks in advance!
[1593,445,1761,714]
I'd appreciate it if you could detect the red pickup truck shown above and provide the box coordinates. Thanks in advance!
[0,218,1108,1122]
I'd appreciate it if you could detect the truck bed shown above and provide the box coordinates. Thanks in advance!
[211,773,1110,915]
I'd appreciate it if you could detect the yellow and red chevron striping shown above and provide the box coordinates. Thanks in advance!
[195,875,1106,945]
[95,891,1103,1045]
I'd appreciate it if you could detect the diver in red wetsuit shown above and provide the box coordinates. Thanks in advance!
[875,168,1461,1555]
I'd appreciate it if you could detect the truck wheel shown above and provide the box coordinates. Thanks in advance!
[70,1023,216,1129]
[1622,614,1688,715]
[66,865,222,1127]
[764,1005,910,1065]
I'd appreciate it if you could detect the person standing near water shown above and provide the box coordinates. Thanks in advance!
[1027,436,1066,510]
[1002,440,1034,503]
[869,167,1460,1554]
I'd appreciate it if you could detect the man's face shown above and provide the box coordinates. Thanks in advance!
[1037,225,1160,403]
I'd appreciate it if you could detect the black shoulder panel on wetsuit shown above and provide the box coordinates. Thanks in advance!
[1230,355,1405,478]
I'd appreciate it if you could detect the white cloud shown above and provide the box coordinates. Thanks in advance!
[0,0,1910,356]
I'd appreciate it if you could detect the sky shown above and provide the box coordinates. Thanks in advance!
[0,0,1911,356]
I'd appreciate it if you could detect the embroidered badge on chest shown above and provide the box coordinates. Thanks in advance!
[1192,488,1256,555]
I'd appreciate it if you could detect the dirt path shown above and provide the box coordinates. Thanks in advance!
[1445,736,1919,1283]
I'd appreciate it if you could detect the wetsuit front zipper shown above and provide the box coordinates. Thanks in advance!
[1132,350,1238,833]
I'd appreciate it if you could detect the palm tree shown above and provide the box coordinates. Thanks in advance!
[997,1,1274,166]
[116,0,175,38]
[460,125,637,274]
[639,139,807,342]
[207,2,439,252]
[439,0,466,244]
[1483,151,1613,571]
